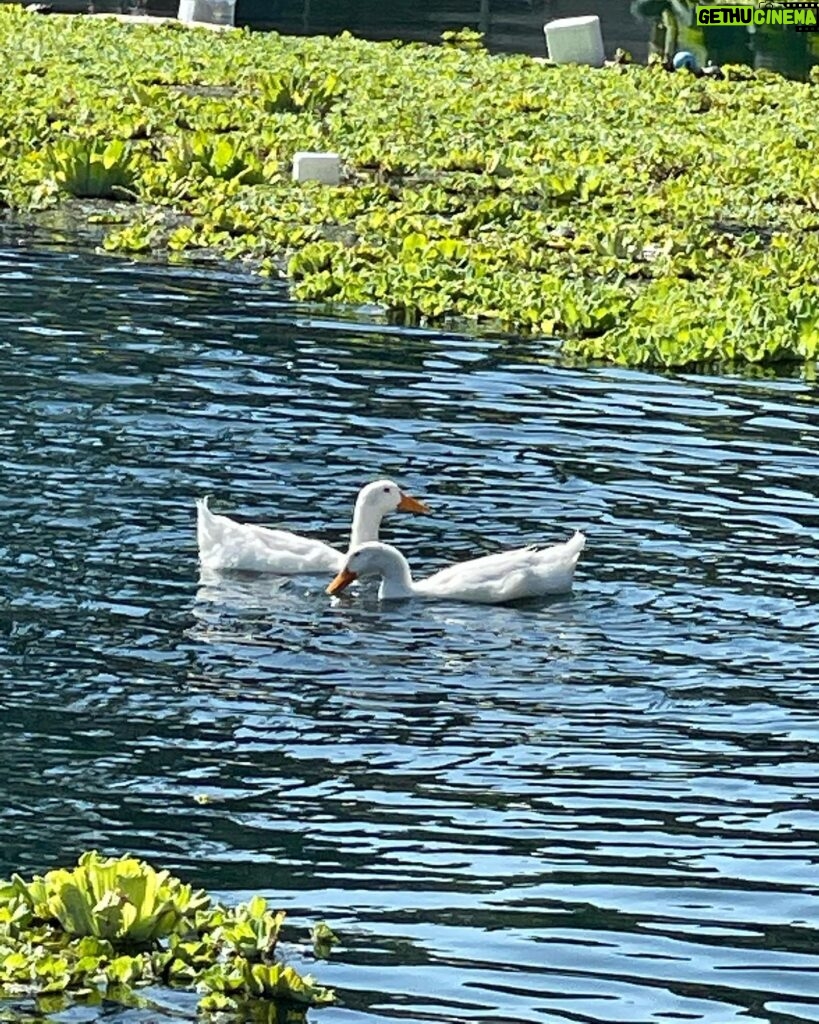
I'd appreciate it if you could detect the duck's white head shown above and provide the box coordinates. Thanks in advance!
[327,541,409,595]
[356,479,429,517]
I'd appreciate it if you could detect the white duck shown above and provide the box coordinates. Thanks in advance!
[326,532,586,604]
[197,479,429,574]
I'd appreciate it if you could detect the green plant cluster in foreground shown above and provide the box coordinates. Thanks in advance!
[1,7,818,369]
[0,852,333,1021]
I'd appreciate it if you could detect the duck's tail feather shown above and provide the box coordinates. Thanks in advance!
[563,530,586,564]
[531,530,586,595]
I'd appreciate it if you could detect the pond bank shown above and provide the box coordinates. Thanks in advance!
[1,5,817,370]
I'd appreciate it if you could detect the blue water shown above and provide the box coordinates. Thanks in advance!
[2,243,819,1024]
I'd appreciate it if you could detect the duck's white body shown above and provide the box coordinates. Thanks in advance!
[197,480,429,574]
[197,499,343,573]
[328,533,586,604]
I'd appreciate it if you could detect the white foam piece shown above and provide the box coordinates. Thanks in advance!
[292,152,341,186]
[544,15,605,67]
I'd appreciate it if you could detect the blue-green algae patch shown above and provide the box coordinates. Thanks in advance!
[0,852,333,1022]
[0,6,818,369]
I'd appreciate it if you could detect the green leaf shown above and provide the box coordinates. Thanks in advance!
[310,922,338,960]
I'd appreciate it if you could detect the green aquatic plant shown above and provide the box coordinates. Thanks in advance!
[310,923,338,960]
[101,217,161,254]
[213,896,285,962]
[6,850,209,943]
[441,28,486,53]
[0,852,334,1016]
[165,132,266,185]
[198,958,332,1004]
[1,6,818,368]
[256,67,343,115]
[44,138,140,199]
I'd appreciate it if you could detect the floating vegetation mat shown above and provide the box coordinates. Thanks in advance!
[0,852,334,1022]
[1,6,818,369]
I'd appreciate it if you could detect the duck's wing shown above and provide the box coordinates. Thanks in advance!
[196,498,343,574]
[415,547,541,603]
[416,532,586,603]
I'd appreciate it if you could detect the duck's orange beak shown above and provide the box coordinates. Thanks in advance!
[397,491,430,514]
[327,567,358,595]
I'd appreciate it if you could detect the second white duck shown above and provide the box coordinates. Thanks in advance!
[327,533,586,604]
[197,479,429,574]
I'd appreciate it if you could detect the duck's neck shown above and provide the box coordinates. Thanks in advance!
[377,549,416,600]
[349,495,381,550]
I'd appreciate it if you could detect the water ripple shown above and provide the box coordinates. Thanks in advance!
[1,242,818,1023]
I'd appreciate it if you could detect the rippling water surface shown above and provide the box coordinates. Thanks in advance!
[2,244,819,1024]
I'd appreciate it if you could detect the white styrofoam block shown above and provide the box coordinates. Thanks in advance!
[177,0,235,25]
[544,15,605,67]
[292,152,341,186]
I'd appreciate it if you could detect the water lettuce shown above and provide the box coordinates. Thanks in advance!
[0,852,334,1018]
[0,5,817,369]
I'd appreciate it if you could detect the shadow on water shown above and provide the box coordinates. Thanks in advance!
[1,242,819,1023]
